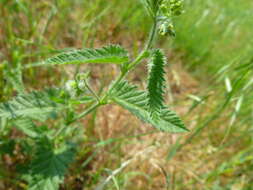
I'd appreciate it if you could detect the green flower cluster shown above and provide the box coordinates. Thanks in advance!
[158,0,184,36]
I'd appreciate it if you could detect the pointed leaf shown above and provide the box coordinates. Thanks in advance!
[110,81,187,133]
[42,45,129,66]
[147,49,166,116]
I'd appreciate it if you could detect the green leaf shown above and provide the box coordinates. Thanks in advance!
[0,139,15,155]
[147,49,166,116]
[27,139,76,190]
[12,118,38,138]
[3,61,25,94]
[42,45,129,66]
[0,88,69,121]
[0,118,8,132]
[110,81,187,133]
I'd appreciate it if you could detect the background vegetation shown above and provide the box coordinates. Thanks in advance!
[0,0,252,189]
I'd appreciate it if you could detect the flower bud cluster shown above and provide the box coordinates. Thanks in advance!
[65,80,79,97]
[161,0,183,16]
[158,0,184,36]
[65,72,89,97]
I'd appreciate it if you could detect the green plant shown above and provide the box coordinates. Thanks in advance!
[0,0,186,189]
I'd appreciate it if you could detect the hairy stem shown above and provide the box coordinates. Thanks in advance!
[145,18,157,50]
[84,80,101,103]
[68,102,100,125]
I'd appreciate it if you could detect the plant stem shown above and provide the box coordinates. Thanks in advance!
[128,18,157,70]
[145,18,157,50]
[53,124,67,138]
[68,102,100,125]
[84,80,100,103]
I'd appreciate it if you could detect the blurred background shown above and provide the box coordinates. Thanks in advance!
[0,0,253,189]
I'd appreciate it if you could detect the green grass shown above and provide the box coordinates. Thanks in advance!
[168,0,253,188]
[174,0,253,73]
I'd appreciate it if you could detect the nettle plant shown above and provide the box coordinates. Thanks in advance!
[0,0,186,189]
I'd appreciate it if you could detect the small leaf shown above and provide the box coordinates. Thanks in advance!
[110,81,187,133]
[42,45,129,66]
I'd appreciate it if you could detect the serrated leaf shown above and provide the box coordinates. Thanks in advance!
[42,45,129,66]
[147,49,166,116]
[3,61,25,94]
[110,81,187,133]
[0,88,69,121]
[27,139,76,190]
[12,118,38,138]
